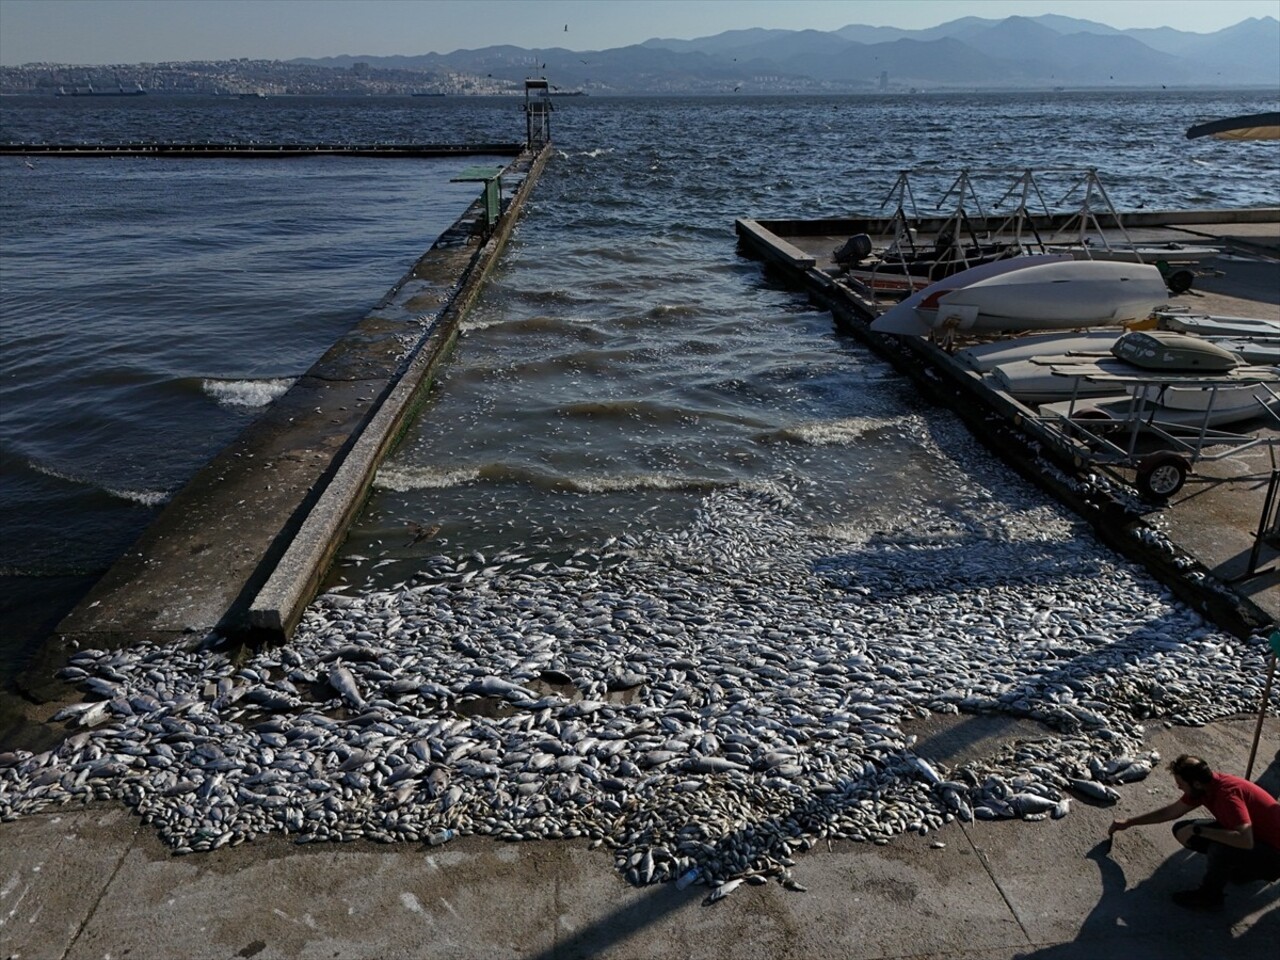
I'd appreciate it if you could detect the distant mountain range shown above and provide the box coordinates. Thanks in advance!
[3,14,1276,97]
[293,14,1280,93]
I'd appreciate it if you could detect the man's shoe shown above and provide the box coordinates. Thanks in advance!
[1171,887,1224,911]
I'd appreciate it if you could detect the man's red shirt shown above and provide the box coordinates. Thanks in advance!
[1182,772,1280,848]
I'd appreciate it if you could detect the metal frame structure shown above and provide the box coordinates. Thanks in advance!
[1032,374,1280,499]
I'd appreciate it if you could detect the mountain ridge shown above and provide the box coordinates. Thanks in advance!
[297,14,1280,93]
[2,14,1276,95]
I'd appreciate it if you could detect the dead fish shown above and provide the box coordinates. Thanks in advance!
[327,664,366,710]
[909,755,943,785]
[463,676,536,700]
[705,878,742,904]
[1070,779,1121,805]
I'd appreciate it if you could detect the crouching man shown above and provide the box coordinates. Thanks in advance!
[1108,754,1280,910]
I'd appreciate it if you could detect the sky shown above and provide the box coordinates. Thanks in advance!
[1,0,1277,66]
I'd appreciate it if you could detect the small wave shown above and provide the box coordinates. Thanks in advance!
[376,465,484,491]
[376,462,736,495]
[757,416,907,447]
[103,485,171,507]
[555,399,767,428]
[27,459,170,506]
[463,314,607,340]
[202,377,295,410]
[644,303,703,320]
[0,562,108,578]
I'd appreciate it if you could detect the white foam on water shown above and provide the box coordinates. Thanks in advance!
[376,461,741,496]
[103,486,171,508]
[376,465,482,491]
[27,459,169,507]
[202,377,295,410]
[766,416,909,447]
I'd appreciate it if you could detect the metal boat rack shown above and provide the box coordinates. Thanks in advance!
[1030,373,1280,499]
[853,168,1214,297]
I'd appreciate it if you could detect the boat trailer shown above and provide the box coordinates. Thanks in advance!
[1031,372,1280,500]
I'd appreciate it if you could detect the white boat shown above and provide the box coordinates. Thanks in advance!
[1020,331,1280,428]
[959,328,1280,374]
[1045,240,1219,266]
[1208,337,1280,365]
[870,255,1071,336]
[986,331,1272,409]
[1157,311,1280,339]
[955,330,1121,372]
[925,260,1168,333]
[1039,377,1280,429]
[872,259,1167,336]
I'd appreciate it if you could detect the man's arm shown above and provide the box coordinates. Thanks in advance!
[1108,798,1195,835]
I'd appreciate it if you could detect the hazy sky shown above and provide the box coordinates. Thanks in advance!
[2,0,1277,66]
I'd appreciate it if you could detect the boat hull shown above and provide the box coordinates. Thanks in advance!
[925,261,1168,332]
[870,255,1070,336]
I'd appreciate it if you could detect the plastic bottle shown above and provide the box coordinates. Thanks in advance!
[427,828,456,847]
[675,867,699,890]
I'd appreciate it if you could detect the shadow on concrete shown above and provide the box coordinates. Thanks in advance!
[1013,839,1280,960]
[525,880,696,960]
[1253,747,1280,794]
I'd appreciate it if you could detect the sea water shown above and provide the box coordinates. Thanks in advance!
[1,90,1277,678]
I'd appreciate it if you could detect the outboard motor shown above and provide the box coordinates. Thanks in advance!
[832,233,873,266]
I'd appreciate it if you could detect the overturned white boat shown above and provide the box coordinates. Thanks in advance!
[871,259,1168,336]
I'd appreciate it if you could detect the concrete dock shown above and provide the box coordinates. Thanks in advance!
[2,719,1274,959]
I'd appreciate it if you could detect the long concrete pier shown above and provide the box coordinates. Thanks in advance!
[0,141,524,158]
[15,143,552,707]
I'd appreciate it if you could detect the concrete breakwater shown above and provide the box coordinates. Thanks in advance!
[0,141,525,159]
[14,143,551,710]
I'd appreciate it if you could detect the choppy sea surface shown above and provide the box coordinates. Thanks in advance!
[1,90,1278,679]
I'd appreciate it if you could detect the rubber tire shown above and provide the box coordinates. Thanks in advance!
[1136,454,1188,499]
[1165,269,1195,294]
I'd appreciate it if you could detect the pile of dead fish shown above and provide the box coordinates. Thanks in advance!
[1,479,1273,897]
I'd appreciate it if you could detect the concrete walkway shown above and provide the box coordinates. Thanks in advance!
[3,718,1275,960]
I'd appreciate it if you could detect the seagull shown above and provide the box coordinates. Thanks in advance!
[406,522,441,546]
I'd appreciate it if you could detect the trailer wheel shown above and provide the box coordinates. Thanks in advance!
[1165,269,1195,294]
[1136,454,1188,499]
